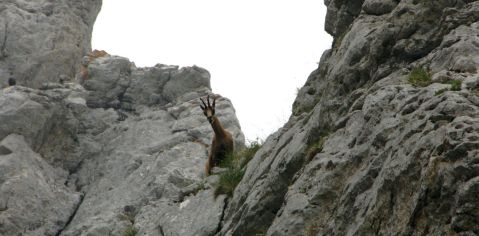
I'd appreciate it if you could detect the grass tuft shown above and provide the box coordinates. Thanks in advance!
[449,80,462,91]
[214,168,245,197]
[306,134,329,161]
[214,140,262,197]
[408,67,431,87]
[237,140,262,168]
[122,225,138,236]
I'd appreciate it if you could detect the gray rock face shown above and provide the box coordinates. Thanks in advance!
[0,134,80,236]
[0,57,244,235]
[362,0,398,15]
[82,56,133,109]
[0,86,81,171]
[60,85,243,236]
[136,191,227,236]
[82,56,212,111]
[0,0,102,88]
[219,1,479,235]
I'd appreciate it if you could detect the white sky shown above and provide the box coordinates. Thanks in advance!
[92,0,332,141]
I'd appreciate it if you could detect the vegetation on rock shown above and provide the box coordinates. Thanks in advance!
[449,80,462,91]
[408,67,432,87]
[214,140,262,197]
[122,225,138,236]
[306,134,329,161]
[435,88,448,96]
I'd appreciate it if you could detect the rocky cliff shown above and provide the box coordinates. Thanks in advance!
[1,0,479,236]
[219,0,479,235]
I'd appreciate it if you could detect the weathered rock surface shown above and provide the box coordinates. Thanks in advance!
[0,55,244,235]
[0,0,102,88]
[0,134,80,236]
[362,0,398,15]
[219,1,479,235]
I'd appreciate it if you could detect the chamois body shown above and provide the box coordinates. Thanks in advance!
[200,96,234,175]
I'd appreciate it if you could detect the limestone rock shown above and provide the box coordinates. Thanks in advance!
[362,0,397,15]
[82,55,133,109]
[0,53,244,236]
[0,0,102,88]
[58,86,244,235]
[135,191,227,236]
[83,56,212,110]
[219,1,479,235]
[0,134,80,236]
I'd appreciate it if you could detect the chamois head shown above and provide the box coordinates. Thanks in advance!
[199,95,216,123]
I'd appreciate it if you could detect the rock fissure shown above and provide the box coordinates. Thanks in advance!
[54,194,85,236]
[215,197,229,235]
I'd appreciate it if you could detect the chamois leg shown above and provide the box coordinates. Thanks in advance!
[205,151,213,176]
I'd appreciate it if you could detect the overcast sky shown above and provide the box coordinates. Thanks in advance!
[92,0,332,141]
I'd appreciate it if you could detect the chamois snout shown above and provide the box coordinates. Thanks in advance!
[205,109,214,122]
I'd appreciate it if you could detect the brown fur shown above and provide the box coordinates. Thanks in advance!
[200,96,234,175]
[205,117,234,175]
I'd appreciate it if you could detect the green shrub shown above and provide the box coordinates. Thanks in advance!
[214,140,262,197]
[408,67,431,87]
[449,80,462,91]
[122,226,138,236]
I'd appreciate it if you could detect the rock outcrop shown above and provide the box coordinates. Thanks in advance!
[0,56,244,236]
[0,0,102,88]
[0,134,80,236]
[0,1,247,235]
[219,1,479,235]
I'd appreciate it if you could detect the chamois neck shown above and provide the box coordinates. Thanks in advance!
[210,116,227,137]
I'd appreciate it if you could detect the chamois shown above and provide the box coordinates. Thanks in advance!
[200,95,234,175]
